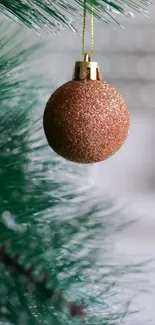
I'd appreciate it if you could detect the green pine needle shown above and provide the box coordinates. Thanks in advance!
[0,0,152,33]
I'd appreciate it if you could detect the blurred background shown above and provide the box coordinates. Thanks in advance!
[38,4,155,322]
[0,1,155,324]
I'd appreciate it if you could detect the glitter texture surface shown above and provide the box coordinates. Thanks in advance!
[43,80,130,164]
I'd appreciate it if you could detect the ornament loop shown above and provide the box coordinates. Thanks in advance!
[84,53,91,62]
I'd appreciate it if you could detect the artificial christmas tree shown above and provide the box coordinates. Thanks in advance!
[0,1,152,325]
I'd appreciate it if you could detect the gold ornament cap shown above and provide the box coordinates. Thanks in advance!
[73,53,101,81]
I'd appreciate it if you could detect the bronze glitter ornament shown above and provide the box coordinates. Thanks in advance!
[43,54,130,164]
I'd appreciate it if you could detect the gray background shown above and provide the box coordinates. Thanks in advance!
[45,4,155,322]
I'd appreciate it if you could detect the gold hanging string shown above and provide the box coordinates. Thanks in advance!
[82,0,94,58]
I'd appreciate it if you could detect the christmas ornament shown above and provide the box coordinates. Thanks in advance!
[43,0,130,164]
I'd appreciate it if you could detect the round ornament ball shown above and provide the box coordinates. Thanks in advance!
[43,57,130,164]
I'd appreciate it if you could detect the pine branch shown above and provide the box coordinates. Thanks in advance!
[0,0,152,33]
[0,243,86,319]
[0,18,92,324]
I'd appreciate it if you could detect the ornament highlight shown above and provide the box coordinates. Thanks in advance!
[43,54,130,164]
